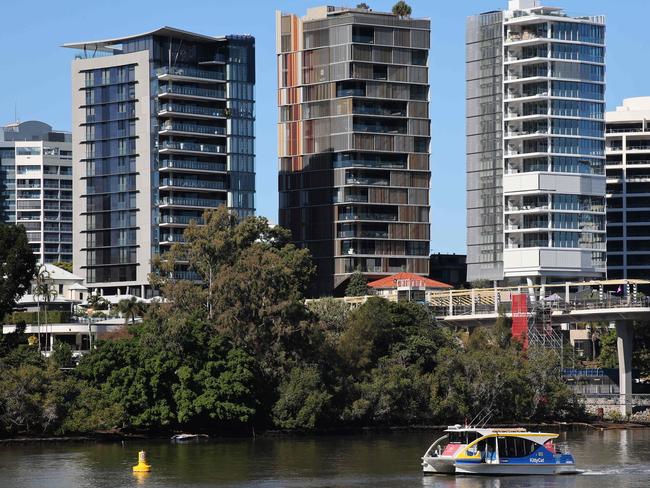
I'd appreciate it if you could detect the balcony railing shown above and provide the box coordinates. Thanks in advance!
[345,177,389,186]
[158,103,226,118]
[158,85,225,99]
[160,215,204,225]
[338,230,390,238]
[159,141,226,154]
[338,213,398,222]
[160,178,226,190]
[606,127,644,134]
[160,122,226,136]
[159,197,224,208]
[159,159,227,172]
[156,66,225,81]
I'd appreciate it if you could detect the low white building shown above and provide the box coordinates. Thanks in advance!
[2,264,124,356]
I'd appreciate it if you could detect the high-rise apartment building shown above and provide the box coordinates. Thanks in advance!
[64,27,255,298]
[0,121,73,263]
[606,97,650,281]
[466,0,606,284]
[277,6,431,296]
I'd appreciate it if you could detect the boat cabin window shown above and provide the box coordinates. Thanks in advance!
[497,436,539,458]
[448,431,481,444]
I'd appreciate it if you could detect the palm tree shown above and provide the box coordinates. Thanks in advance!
[33,264,58,352]
[86,292,109,310]
[392,0,412,18]
[117,296,145,325]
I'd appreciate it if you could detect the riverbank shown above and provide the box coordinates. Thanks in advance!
[2,420,649,444]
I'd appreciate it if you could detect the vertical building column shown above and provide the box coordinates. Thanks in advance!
[614,320,633,416]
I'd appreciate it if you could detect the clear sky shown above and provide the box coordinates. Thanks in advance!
[0,0,648,254]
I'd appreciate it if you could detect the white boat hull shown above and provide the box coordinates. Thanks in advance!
[422,456,455,474]
[454,463,577,476]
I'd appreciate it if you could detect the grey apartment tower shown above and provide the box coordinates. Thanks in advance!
[277,6,431,296]
[65,27,255,297]
[466,0,606,284]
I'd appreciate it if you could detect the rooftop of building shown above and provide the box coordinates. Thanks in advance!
[0,120,71,144]
[606,97,650,121]
[283,5,429,22]
[63,26,252,53]
[368,272,453,290]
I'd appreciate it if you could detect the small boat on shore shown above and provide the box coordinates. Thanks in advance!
[422,425,578,475]
[171,433,209,443]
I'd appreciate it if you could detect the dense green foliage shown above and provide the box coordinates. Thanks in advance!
[6,311,71,325]
[345,270,368,297]
[0,224,37,323]
[0,209,585,437]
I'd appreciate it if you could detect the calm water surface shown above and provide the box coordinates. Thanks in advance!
[0,429,649,487]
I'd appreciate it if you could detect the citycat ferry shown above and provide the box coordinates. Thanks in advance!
[422,425,577,475]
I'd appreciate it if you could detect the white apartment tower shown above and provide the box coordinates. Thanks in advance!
[605,97,650,281]
[466,0,607,284]
[0,121,73,264]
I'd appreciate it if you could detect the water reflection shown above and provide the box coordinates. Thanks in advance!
[0,429,648,488]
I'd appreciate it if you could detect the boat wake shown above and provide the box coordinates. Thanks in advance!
[581,466,650,476]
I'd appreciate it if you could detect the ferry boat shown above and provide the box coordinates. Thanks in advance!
[422,425,577,475]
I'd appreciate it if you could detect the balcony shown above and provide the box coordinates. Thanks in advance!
[158,85,225,101]
[156,66,225,83]
[345,176,389,186]
[159,122,226,138]
[338,230,389,239]
[158,141,226,156]
[353,123,406,135]
[338,212,398,222]
[158,103,226,120]
[160,178,226,191]
[160,215,204,226]
[159,197,225,209]
[627,145,650,152]
[159,159,227,173]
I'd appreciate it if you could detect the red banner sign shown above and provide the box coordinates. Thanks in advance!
[511,294,528,349]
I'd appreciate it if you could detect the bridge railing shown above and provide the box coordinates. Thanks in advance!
[431,293,650,318]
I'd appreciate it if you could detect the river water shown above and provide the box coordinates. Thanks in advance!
[0,428,649,488]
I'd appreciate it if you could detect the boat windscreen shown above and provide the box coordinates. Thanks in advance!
[448,431,481,444]
[497,436,540,458]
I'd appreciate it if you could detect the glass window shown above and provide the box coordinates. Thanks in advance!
[16,146,41,156]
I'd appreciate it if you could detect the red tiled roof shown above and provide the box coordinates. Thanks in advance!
[367,272,453,290]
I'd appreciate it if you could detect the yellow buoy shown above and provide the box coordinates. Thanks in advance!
[132,450,151,472]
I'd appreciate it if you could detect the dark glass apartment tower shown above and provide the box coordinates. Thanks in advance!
[277,6,431,296]
[65,27,255,297]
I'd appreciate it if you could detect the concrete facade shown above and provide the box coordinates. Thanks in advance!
[605,97,650,281]
[0,121,73,263]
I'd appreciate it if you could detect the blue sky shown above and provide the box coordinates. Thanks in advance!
[1,0,648,253]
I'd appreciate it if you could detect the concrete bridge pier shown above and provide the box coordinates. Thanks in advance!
[614,320,634,417]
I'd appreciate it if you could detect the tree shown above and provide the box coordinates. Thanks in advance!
[392,0,412,18]
[150,207,315,373]
[33,264,58,351]
[74,316,260,431]
[356,2,370,9]
[272,365,332,429]
[307,297,351,342]
[345,269,368,296]
[0,224,37,323]
[86,292,109,310]
[117,296,146,326]
[52,261,72,273]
